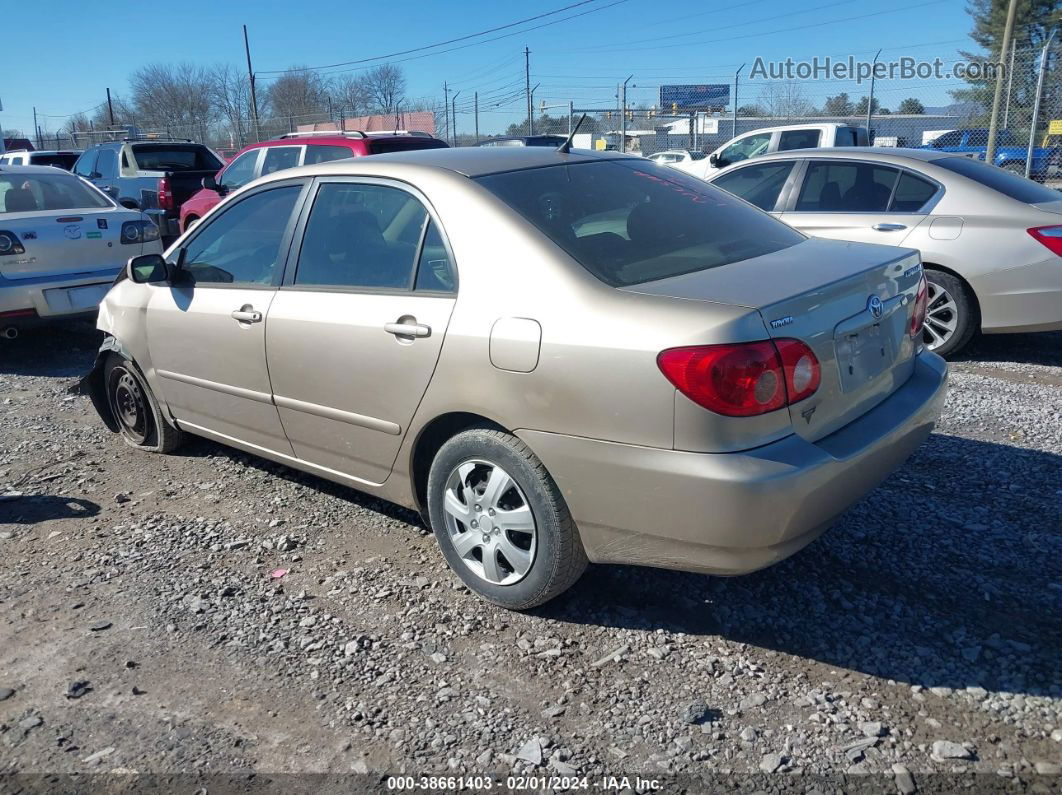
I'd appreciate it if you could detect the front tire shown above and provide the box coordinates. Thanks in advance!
[427,428,587,610]
[922,269,977,358]
[104,355,184,453]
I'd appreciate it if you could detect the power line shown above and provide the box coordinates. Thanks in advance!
[258,0,606,74]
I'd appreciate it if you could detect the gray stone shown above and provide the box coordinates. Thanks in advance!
[515,737,543,766]
[860,721,886,738]
[931,740,974,761]
[892,764,916,795]
[759,752,783,773]
[740,693,767,710]
[680,699,710,725]
[1034,762,1060,775]
[0,688,13,702]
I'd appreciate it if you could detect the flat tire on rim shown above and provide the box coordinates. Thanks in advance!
[103,354,184,453]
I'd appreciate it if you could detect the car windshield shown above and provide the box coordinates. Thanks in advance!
[0,172,112,213]
[935,156,1062,204]
[476,159,804,287]
[30,153,79,170]
[131,144,224,171]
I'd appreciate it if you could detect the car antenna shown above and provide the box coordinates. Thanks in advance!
[557,114,588,154]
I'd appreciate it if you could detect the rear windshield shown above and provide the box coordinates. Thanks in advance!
[0,172,111,213]
[935,155,1062,204]
[476,159,804,287]
[131,144,224,172]
[367,138,449,155]
[30,153,79,170]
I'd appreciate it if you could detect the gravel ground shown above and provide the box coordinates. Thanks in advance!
[1,324,1060,793]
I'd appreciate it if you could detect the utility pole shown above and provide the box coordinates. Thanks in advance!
[451,91,460,146]
[620,75,633,153]
[530,83,540,135]
[443,82,450,142]
[524,46,532,135]
[733,64,745,139]
[327,95,333,124]
[33,107,40,147]
[866,48,882,142]
[1026,28,1057,179]
[106,88,115,126]
[986,0,1019,166]
[569,100,574,134]
[474,92,479,141]
[243,25,261,143]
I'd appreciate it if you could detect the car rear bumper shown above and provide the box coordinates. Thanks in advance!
[518,352,947,576]
[973,256,1062,334]
[0,269,120,325]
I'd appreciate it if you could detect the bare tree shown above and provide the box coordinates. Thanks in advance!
[364,64,406,115]
[756,81,814,120]
[130,63,215,140]
[265,67,328,128]
[210,63,250,146]
[331,74,371,121]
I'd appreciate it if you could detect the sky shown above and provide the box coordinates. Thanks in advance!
[1,0,976,138]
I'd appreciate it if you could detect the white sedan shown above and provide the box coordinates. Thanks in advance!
[646,149,708,169]
[0,165,163,338]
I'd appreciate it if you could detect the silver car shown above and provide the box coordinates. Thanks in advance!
[707,147,1062,356]
[82,148,947,609]
[0,165,162,337]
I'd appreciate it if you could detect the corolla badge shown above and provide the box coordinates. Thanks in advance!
[64,225,82,240]
[867,295,883,319]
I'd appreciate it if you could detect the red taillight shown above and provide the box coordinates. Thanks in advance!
[1028,226,1062,256]
[0,308,37,319]
[910,275,929,337]
[158,177,173,212]
[657,338,819,417]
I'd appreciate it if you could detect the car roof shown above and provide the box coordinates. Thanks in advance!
[0,164,82,174]
[285,145,628,178]
[739,146,954,164]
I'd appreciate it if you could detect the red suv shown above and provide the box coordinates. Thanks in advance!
[179,131,448,233]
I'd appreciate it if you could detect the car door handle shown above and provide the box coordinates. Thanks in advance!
[872,223,907,231]
[384,321,431,338]
[231,307,262,323]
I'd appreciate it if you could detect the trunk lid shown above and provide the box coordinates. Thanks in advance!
[0,208,133,280]
[626,237,924,441]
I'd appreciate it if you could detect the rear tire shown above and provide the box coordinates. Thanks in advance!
[427,427,587,610]
[104,354,184,453]
[923,269,977,358]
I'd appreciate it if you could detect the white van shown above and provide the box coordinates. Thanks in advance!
[672,123,868,180]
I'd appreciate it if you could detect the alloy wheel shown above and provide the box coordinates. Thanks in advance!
[922,280,958,351]
[441,459,537,586]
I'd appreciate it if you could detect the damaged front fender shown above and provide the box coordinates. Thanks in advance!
[70,336,132,433]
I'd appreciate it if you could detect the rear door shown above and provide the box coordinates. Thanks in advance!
[780,159,934,245]
[265,178,457,485]
[145,181,307,454]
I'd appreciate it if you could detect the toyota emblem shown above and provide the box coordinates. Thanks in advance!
[867,295,883,319]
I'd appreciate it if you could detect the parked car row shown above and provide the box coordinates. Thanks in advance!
[0,149,82,170]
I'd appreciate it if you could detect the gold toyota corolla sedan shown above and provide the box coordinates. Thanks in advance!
[82,146,947,609]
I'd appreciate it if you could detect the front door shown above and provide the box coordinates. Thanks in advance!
[780,159,936,245]
[265,179,457,485]
[146,182,306,454]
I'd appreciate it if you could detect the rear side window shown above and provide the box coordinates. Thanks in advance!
[414,220,455,291]
[294,182,428,289]
[934,156,1062,204]
[261,146,302,176]
[833,127,863,146]
[795,161,899,212]
[131,145,223,171]
[890,172,938,212]
[96,149,118,179]
[304,145,355,165]
[712,161,795,211]
[476,160,804,288]
[777,130,820,151]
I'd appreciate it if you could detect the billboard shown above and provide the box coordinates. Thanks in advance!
[659,84,730,111]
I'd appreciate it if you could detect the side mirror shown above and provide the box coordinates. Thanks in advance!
[709,153,719,166]
[89,171,102,180]
[127,254,170,285]
[202,174,217,191]
[101,185,119,198]
[118,197,140,210]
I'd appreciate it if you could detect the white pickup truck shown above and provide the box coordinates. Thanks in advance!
[672,123,869,180]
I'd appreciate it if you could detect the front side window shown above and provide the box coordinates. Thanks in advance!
[777,130,821,151]
[712,161,795,211]
[931,131,962,148]
[261,146,302,176]
[0,173,112,214]
[477,159,804,288]
[73,150,98,178]
[179,185,301,285]
[795,161,899,212]
[294,182,428,289]
[718,132,772,166]
[218,149,259,191]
